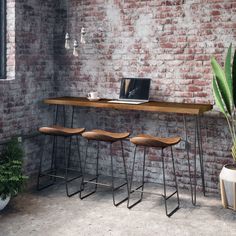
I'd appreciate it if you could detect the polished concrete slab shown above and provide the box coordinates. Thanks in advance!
[0,183,236,236]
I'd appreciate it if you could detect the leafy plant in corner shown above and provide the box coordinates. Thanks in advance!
[211,44,236,161]
[0,138,28,200]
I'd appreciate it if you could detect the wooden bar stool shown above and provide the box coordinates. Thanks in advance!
[80,129,130,206]
[37,125,85,197]
[128,134,180,217]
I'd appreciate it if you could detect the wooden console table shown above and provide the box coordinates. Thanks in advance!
[44,97,213,205]
[44,97,212,115]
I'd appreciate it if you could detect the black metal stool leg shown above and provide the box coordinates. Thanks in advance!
[65,136,70,196]
[110,143,116,206]
[50,135,56,174]
[37,135,55,191]
[80,140,99,199]
[110,141,129,207]
[64,136,83,197]
[161,148,168,216]
[80,140,89,199]
[94,141,100,191]
[121,141,130,202]
[128,146,146,209]
[52,136,58,182]
[161,148,179,217]
[171,146,180,207]
[129,146,137,193]
[141,147,146,199]
[37,136,45,190]
[76,136,83,176]
[49,104,58,183]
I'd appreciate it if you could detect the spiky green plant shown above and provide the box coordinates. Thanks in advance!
[211,44,236,162]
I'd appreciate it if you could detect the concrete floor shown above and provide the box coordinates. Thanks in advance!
[0,182,236,236]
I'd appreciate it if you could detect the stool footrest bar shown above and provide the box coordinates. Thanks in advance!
[37,182,54,191]
[131,189,163,197]
[67,174,83,183]
[43,173,65,179]
[113,182,128,191]
[84,180,111,187]
[40,173,82,182]
[130,184,144,193]
[166,191,177,200]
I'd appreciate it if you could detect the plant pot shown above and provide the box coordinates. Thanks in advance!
[0,195,10,211]
[219,164,236,211]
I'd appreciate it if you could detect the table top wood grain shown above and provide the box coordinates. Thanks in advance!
[44,97,213,115]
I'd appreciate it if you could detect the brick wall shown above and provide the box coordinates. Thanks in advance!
[0,0,56,174]
[53,0,236,193]
[1,0,235,192]
[55,0,236,102]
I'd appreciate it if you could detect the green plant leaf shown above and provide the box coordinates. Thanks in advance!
[232,140,236,162]
[211,57,233,115]
[233,49,236,106]
[0,138,27,197]
[225,44,232,98]
[212,78,228,116]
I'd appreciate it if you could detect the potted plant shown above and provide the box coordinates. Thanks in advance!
[211,44,236,210]
[0,138,27,211]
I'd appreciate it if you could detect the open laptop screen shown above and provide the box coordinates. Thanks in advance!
[119,78,151,100]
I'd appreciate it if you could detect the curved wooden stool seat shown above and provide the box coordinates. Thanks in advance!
[130,134,181,148]
[39,125,85,136]
[80,129,130,206]
[128,133,181,217]
[82,129,130,142]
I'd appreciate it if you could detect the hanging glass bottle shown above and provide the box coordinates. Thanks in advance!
[73,40,79,57]
[65,33,71,49]
[80,27,86,44]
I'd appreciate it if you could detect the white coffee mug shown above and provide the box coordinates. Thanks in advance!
[87,91,98,99]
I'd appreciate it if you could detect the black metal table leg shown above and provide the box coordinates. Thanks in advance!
[184,114,206,205]
[193,116,198,205]
[183,115,194,205]
[197,116,206,196]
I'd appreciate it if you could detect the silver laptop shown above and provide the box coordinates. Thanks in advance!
[108,78,151,105]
